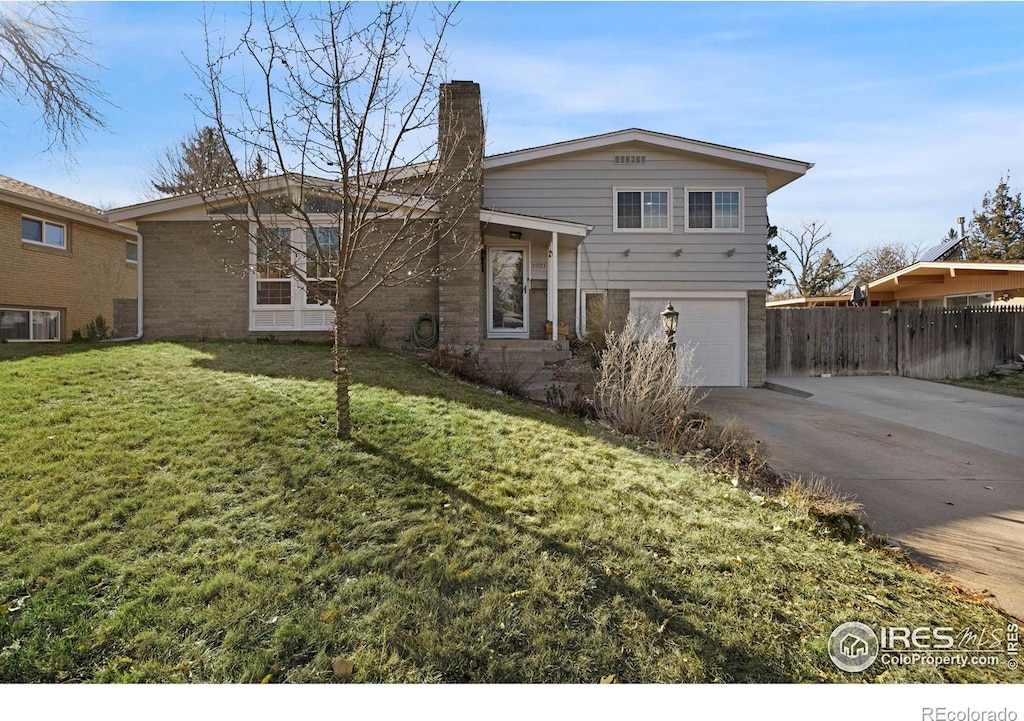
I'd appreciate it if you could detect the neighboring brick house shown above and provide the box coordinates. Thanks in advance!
[109,81,812,386]
[0,176,140,342]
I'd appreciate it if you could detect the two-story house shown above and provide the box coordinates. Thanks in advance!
[108,81,812,386]
[0,176,140,342]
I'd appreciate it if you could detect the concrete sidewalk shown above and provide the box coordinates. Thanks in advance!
[703,376,1024,621]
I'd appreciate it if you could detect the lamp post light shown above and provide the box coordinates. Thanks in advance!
[660,301,679,351]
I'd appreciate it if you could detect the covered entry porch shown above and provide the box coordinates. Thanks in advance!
[479,209,591,343]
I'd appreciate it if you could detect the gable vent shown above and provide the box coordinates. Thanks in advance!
[613,154,646,165]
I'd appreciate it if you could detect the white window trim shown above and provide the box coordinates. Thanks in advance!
[612,187,673,233]
[0,307,61,342]
[684,188,744,233]
[126,240,139,264]
[247,220,339,332]
[943,291,993,308]
[21,215,67,250]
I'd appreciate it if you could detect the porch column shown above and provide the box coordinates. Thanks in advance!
[548,232,559,341]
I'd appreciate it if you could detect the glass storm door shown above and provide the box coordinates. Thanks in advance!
[487,245,529,338]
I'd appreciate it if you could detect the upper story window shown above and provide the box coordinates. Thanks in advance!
[22,216,66,249]
[614,188,670,232]
[686,189,742,231]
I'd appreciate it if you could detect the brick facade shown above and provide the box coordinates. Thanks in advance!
[137,220,250,339]
[0,198,137,340]
[137,218,443,346]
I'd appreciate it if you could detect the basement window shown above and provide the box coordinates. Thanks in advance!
[0,308,60,341]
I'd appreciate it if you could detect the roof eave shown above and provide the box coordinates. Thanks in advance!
[484,128,813,192]
[1,188,134,237]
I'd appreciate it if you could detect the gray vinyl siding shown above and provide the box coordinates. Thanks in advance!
[484,144,769,292]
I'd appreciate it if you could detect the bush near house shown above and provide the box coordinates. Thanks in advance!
[0,343,1017,683]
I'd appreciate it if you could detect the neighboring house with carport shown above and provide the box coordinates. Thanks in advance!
[766,295,852,308]
[865,261,1024,308]
[108,81,813,387]
[0,175,140,342]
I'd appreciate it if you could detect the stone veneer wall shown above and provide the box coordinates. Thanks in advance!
[436,81,484,348]
[747,288,767,387]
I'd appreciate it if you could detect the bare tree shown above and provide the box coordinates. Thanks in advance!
[195,2,477,439]
[850,241,922,288]
[775,221,860,297]
[0,1,108,154]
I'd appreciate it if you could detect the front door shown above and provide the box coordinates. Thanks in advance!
[487,244,529,339]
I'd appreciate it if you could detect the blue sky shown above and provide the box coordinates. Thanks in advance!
[2,1,1023,261]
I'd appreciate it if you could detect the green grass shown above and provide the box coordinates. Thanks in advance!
[941,372,1024,398]
[0,342,1018,683]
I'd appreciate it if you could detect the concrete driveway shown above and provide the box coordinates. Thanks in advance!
[703,376,1024,621]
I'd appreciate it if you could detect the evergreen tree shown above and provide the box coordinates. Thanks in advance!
[151,126,238,196]
[963,176,1024,261]
[767,223,787,291]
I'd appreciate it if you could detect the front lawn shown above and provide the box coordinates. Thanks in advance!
[941,372,1024,398]
[0,342,1017,682]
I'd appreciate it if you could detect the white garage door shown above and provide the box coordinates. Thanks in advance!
[630,298,746,386]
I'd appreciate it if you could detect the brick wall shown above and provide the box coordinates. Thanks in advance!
[344,220,441,350]
[0,200,137,340]
[138,217,444,347]
[138,220,250,339]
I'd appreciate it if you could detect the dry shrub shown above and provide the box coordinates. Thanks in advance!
[595,314,705,440]
[429,343,484,383]
[486,347,532,398]
[665,413,778,487]
[779,476,865,537]
[545,382,596,419]
[362,312,388,348]
[583,301,610,353]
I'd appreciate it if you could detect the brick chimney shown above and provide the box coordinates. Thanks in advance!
[437,81,484,347]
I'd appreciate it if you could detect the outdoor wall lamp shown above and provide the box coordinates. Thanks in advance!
[624,248,631,257]
[675,249,683,257]
[509,230,522,240]
[661,301,679,351]
[725,248,736,257]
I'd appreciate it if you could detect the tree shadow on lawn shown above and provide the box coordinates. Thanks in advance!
[0,341,130,363]
[182,341,586,433]
[346,435,796,683]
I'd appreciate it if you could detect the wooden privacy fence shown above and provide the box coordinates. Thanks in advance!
[767,306,1024,380]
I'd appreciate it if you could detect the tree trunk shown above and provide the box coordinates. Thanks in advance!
[333,304,352,440]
